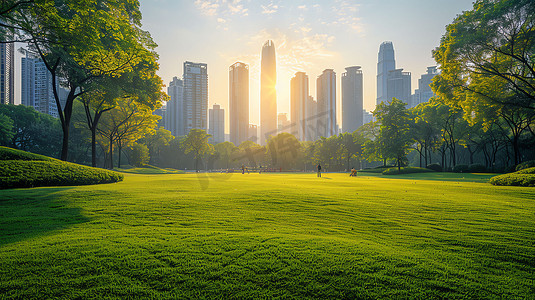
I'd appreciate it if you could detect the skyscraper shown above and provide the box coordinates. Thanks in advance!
[165,76,184,137]
[306,96,317,141]
[260,40,277,144]
[183,61,208,135]
[21,54,66,117]
[209,104,225,144]
[411,66,438,108]
[0,43,14,105]
[229,62,249,146]
[376,41,395,106]
[387,69,411,105]
[316,69,336,138]
[342,66,363,133]
[290,72,310,141]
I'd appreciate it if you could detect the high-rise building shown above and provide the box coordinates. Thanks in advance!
[277,113,291,134]
[290,72,310,141]
[248,124,258,143]
[21,54,66,117]
[0,43,14,105]
[411,66,438,108]
[363,109,373,125]
[316,69,336,138]
[165,76,184,137]
[376,41,395,106]
[306,96,317,141]
[209,104,224,144]
[342,66,363,133]
[229,62,249,146]
[260,40,277,145]
[183,61,208,135]
[387,69,411,105]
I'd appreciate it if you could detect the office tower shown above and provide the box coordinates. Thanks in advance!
[154,105,166,127]
[260,40,277,144]
[376,41,395,106]
[209,104,225,144]
[387,69,411,105]
[290,72,309,141]
[342,66,364,133]
[363,109,373,125]
[0,43,14,105]
[316,69,336,138]
[277,113,291,134]
[183,61,208,134]
[306,96,317,141]
[248,124,258,143]
[21,54,65,117]
[411,66,438,108]
[229,62,249,146]
[165,76,184,136]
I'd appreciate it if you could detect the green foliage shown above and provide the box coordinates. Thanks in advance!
[382,167,434,175]
[181,129,213,171]
[453,164,469,173]
[426,163,442,172]
[0,113,13,144]
[515,167,535,175]
[130,143,150,167]
[490,173,535,187]
[468,164,487,173]
[267,133,301,169]
[516,160,535,171]
[0,146,122,189]
[0,146,54,161]
[0,173,532,298]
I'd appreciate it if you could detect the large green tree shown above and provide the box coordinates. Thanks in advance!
[181,129,213,172]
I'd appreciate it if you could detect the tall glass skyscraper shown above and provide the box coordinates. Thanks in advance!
[0,43,14,105]
[229,62,249,146]
[260,40,277,145]
[376,41,395,106]
[165,76,184,137]
[316,69,336,138]
[342,66,363,133]
[290,72,309,141]
[183,61,208,135]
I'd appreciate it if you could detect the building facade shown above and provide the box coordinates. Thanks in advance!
[248,124,258,143]
[209,104,225,144]
[229,62,249,146]
[411,66,438,108]
[376,41,395,106]
[0,43,14,105]
[183,61,208,135]
[290,72,310,141]
[165,76,184,137]
[316,69,337,138]
[386,69,411,105]
[260,40,277,144]
[342,66,363,133]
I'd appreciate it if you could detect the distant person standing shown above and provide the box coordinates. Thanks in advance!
[241,165,245,174]
[317,163,322,177]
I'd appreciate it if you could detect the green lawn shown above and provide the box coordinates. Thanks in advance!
[1,173,534,298]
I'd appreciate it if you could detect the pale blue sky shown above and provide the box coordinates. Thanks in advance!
[139,0,474,128]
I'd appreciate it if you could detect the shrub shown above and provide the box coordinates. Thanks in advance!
[130,143,150,167]
[426,163,442,172]
[515,167,535,174]
[490,173,535,187]
[0,146,54,161]
[453,164,469,173]
[468,164,487,173]
[515,160,535,171]
[0,160,123,189]
[383,167,434,175]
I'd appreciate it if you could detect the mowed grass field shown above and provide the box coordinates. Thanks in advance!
[1,172,534,299]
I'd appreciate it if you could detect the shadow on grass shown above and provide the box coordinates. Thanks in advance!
[0,187,89,246]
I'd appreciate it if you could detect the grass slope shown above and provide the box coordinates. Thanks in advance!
[0,173,534,298]
[0,147,123,189]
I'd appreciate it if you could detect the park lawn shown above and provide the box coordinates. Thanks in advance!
[0,173,534,298]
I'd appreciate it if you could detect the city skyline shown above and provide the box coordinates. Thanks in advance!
[138,0,473,131]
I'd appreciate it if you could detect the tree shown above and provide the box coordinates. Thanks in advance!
[374,99,413,171]
[129,143,150,167]
[267,133,301,169]
[340,132,363,171]
[181,129,212,172]
[144,127,174,166]
[215,142,238,169]
[2,0,158,161]
[0,113,14,145]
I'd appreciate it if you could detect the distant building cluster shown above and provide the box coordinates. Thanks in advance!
[157,40,439,145]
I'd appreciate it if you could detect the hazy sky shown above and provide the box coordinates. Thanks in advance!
[140,0,473,129]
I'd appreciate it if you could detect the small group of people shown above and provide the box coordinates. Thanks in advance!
[349,167,358,177]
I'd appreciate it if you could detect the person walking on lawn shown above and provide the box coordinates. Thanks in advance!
[317,163,322,177]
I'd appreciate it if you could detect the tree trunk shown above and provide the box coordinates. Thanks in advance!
[109,137,113,169]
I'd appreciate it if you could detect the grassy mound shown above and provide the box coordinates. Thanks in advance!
[115,164,184,174]
[0,146,54,161]
[515,160,535,171]
[383,167,434,175]
[490,168,535,187]
[0,147,123,189]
